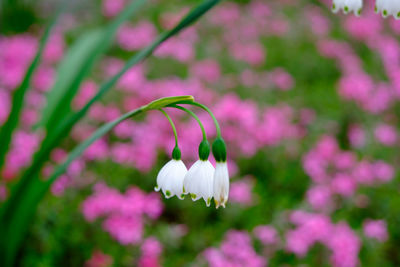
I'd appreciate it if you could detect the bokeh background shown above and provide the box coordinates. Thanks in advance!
[1,0,400,266]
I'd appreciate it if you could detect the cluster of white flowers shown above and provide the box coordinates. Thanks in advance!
[375,0,400,19]
[332,0,400,19]
[332,0,363,16]
[155,142,229,208]
[155,105,229,209]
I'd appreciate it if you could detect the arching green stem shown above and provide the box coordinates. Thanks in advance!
[179,101,221,138]
[168,105,207,141]
[159,109,179,147]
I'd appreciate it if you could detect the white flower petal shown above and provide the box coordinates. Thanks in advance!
[183,160,215,206]
[155,159,187,199]
[213,162,229,209]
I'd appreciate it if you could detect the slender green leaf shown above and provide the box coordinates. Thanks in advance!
[37,29,104,127]
[38,0,146,132]
[0,4,60,170]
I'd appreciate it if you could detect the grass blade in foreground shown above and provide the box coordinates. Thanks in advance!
[0,7,61,169]
[38,0,146,132]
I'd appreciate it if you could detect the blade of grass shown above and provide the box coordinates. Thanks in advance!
[38,0,146,132]
[0,6,61,170]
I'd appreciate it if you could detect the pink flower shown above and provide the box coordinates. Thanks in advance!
[85,250,113,267]
[229,178,253,205]
[204,230,266,267]
[190,59,221,83]
[102,0,125,17]
[327,223,360,267]
[374,124,397,146]
[270,68,294,91]
[307,185,332,210]
[253,225,278,245]
[373,161,394,182]
[363,219,388,242]
[117,22,157,51]
[331,173,357,197]
[348,124,365,148]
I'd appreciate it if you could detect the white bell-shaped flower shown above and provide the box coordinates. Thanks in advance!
[213,162,229,209]
[375,0,400,19]
[332,0,363,16]
[183,160,215,206]
[155,159,187,199]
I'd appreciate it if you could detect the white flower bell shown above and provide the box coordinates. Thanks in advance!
[183,160,215,206]
[183,140,215,206]
[212,138,229,209]
[213,162,229,208]
[155,147,187,199]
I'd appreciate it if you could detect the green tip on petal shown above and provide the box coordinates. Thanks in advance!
[207,198,211,206]
[357,9,361,15]
[180,194,185,199]
[397,11,400,18]
[344,6,349,12]
[190,193,197,200]
[332,3,336,9]
[383,10,388,16]
[374,6,378,13]
[166,190,171,197]
[182,186,186,193]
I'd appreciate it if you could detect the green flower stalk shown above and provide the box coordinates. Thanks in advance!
[155,109,187,199]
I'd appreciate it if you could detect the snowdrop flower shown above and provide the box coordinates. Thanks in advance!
[155,147,187,199]
[183,140,215,206]
[212,138,229,209]
[332,0,363,16]
[375,0,400,19]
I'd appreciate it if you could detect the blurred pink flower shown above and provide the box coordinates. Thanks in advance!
[191,59,221,83]
[229,178,254,205]
[374,124,397,146]
[117,22,157,51]
[85,250,113,267]
[82,183,163,245]
[253,225,278,245]
[204,230,266,267]
[363,219,388,242]
[102,0,125,17]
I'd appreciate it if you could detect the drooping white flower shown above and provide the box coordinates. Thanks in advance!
[213,162,229,209]
[332,0,363,16]
[183,160,215,206]
[155,159,187,199]
[375,0,400,19]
